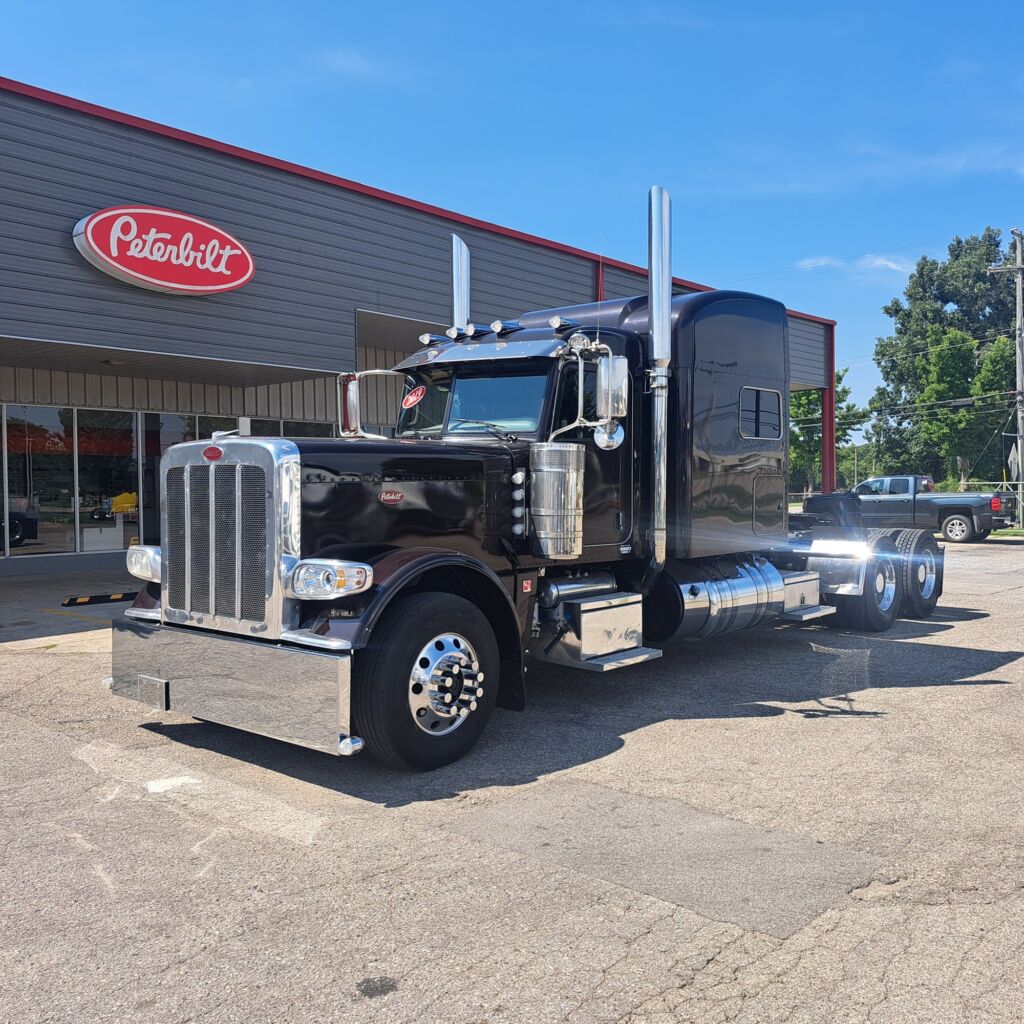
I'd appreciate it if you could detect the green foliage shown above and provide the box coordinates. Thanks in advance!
[868,228,1017,483]
[789,367,865,491]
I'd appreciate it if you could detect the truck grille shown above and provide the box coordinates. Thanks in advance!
[164,462,269,625]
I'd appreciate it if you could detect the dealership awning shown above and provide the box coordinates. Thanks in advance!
[0,335,336,388]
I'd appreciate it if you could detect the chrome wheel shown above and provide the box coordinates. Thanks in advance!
[875,557,897,612]
[917,549,936,599]
[408,632,485,737]
[945,518,968,541]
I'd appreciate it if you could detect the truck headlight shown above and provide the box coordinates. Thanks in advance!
[287,559,373,599]
[126,544,161,583]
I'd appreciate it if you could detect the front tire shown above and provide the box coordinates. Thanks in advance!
[8,519,25,548]
[941,514,974,543]
[834,536,903,632]
[352,592,499,770]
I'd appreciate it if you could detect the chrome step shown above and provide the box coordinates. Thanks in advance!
[536,645,664,673]
[780,604,837,622]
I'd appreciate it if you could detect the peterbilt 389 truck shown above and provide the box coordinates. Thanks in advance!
[110,188,944,770]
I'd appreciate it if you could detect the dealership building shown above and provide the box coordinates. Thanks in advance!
[0,76,836,578]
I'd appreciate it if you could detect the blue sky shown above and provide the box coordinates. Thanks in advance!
[4,1,1022,405]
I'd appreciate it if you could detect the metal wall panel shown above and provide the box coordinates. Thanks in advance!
[0,91,594,374]
[0,363,335,419]
[787,316,828,389]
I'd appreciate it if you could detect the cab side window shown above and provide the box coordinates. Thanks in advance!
[888,477,910,495]
[739,387,782,439]
[855,479,886,495]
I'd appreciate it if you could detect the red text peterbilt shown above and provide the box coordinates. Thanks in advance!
[110,189,944,770]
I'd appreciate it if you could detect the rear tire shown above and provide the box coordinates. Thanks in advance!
[352,592,499,771]
[8,519,25,548]
[833,536,903,632]
[941,514,974,543]
[894,529,941,619]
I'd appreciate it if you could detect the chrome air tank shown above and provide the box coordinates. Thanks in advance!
[529,442,585,560]
[643,558,785,643]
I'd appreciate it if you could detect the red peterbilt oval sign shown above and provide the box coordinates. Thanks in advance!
[72,206,255,295]
[378,490,405,505]
[402,386,426,409]
[203,446,224,462]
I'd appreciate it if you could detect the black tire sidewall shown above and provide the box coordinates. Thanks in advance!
[9,520,24,547]
[896,530,940,619]
[353,592,500,770]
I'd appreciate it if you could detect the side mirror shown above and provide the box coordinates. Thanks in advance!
[596,355,629,420]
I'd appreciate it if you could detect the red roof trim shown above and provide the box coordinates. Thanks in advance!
[0,76,835,328]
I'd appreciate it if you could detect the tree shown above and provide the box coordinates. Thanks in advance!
[789,368,865,492]
[870,229,1016,481]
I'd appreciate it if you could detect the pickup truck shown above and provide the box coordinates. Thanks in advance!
[849,475,1017,543]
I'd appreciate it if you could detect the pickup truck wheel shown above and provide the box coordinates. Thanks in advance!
[834,537,902,632]
[352,592,499,771]
[895,529,941,619]
[941,514,974,543]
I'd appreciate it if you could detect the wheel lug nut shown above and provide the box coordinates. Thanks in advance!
[416,708,426,717]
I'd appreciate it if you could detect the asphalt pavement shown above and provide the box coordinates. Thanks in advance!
[1,542,1022,1023]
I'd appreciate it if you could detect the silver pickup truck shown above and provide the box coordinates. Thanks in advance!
[850,475,1017,543]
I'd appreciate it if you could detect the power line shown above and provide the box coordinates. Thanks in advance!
[789,389,1017,426]
[841,327,1015,369]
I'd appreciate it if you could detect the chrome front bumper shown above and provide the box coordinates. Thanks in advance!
[110,619,362,756]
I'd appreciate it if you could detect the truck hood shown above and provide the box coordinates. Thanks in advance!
[292,436,524,559]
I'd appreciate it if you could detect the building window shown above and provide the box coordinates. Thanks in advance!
[77,410,140,553]
[248,418,282,436]
[739,387,782,440]
[283,421,333,437]
[198,416,237,439]
[5,405,75,555]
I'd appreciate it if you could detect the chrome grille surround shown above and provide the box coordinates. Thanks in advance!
[160,439,302,639]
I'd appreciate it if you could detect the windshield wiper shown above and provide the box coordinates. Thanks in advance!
[449,418,518,441]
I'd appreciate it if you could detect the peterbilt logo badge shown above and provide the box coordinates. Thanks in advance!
[378,490,405,505]
[203,446,224,462]
[402,386,426,409]
[72,206,255,295]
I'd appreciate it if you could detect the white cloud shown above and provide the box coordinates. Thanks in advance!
[321,48,380,77]
[858,255,915,273]
[796,256,841,270]
[794,253,917,278]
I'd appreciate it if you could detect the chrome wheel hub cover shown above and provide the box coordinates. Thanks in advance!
[875,557,897,612]
[947,520,967,540]
[408,632,485,737]
[919,550,936,599]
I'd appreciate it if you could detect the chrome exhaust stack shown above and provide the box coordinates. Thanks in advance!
[451,234,471,332]
[647,185,672,580]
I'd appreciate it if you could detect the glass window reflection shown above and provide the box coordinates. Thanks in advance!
[77,410,140,552]
[6,406,75,555]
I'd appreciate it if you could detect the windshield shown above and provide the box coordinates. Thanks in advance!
[395,368,550,437]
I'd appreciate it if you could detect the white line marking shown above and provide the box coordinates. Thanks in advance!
[74,742,323,846]
[146,776,201,794]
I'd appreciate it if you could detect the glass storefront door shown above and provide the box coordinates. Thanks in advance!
[76,410,140,552]
[5,405,75,555]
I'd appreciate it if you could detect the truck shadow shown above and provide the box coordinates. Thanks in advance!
[146,604,1021,808]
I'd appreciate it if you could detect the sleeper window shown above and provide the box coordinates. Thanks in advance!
[739,387,782,440]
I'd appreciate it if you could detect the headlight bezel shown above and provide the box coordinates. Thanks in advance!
[286,559,374,600]
[126,544,161,583]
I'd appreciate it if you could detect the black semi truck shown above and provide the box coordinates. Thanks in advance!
[110,188,944,770]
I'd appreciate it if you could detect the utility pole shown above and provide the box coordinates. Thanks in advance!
[987,228,1024,527]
